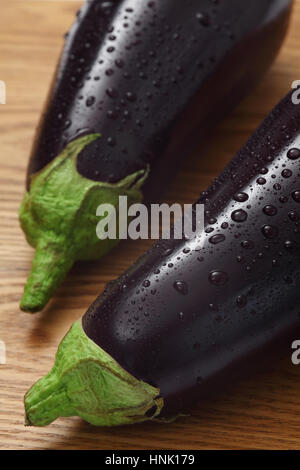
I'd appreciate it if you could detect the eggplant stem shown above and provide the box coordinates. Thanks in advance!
[20,237,74,313]
[19,134,150,313]
[24,320,164,427]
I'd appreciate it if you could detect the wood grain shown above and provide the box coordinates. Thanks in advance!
[1,0,300,450]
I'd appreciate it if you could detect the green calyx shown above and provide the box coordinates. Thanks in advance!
[25,320,164,427]
[19,134,149,313]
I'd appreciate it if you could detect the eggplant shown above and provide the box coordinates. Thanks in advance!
[25,90,300,427]
[19,0,292,313]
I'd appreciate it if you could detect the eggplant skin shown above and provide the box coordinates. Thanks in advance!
[83,91,300,417]
[27,0,292,197]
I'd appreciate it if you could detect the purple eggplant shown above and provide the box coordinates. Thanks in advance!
[19,0,292,312]
[25,91,300,427]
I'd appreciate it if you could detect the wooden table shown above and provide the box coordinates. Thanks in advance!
[1,0,300,450]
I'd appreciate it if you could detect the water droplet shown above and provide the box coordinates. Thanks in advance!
[284,240,297,251]
[196,12,211,26]
[241,240,255,249]
[257,177,266,185]
[282,169,292,178]
[233,192,249,202]
[64,119,72,130]
[142,280,150,288]
[126,91,137,102]
[292,191,300,203]
[209,234,225,245]
[107,109,118,119]
[287,148,300,160]
[209,271,229,286]
[86,96,95,107]
[261,225,278,239]
[209,303,219,312]
[163,248,174,257]
[107,137,116,147]
[115,59,124,68]
[231,209,248,223]
[279,195,288,204]
[236,295,247,308]
[106,87,118,99]
[263,205,277,216]
[173,281,188,295]
[289,211,299,222]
